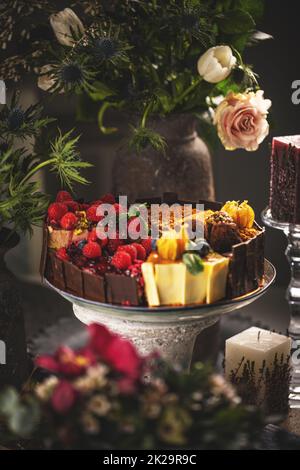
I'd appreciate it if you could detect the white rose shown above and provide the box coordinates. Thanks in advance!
[50,8,84,47]
[197,46,236,83]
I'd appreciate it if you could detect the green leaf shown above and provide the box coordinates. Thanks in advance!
[182,253,204,275]
[8,399,40,438]
[0,388,19,417]
[235,0,265,22]
[89,81,115,102]
[218,9,255,34]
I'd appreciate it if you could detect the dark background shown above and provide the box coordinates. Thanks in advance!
[8,0,300,288]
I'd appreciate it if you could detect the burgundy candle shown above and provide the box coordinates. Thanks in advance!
[270,136,300,224]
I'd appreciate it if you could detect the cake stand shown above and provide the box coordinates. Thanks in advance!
[45,259,275,370]
[262,208,300,408]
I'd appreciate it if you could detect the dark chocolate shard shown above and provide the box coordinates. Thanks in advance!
[48,250,66,291]
[82,270,106,302]
[64,261,84,297]
[106,273,139,306]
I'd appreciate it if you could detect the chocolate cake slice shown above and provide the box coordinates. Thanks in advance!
[270,136,300,224]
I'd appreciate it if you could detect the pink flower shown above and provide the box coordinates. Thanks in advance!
[51,380,77,414]
[214,90,271,151]
[36,346,96,377]
[105,336,142,380]
[88,324,115,356]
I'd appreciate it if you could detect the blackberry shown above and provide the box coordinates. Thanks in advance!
[77,239,88,251]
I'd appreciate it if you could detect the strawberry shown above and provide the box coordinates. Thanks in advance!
[131,243,147,260]
[86,205,103,223]
[56,190,73,203]
[118,244,137,262]
[48,203,68,222]
[56,247,70,262]
[111,251,132,270]
[82,241,102,259]
[141,237,152,255]
[60,212,78,230]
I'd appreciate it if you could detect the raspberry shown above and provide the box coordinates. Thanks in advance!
[111,251,132,270]
[60,212,78,230]
[107,236,124,254]
[118,244,137,262]
[56,190,73,203]
[66,200,80,212]
[48,203,68,222]
[101,193,115,204]
[86,205,103,223]
[88,228,98,242]
[131,243,147,260]
[82,241,102,259]
[56,247,70,262]
[141,237,152,255]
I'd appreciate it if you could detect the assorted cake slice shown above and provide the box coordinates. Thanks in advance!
[269,135,300,224]
[41,192,265,307]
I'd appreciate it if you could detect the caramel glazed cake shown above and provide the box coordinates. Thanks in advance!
[40,192,265,307]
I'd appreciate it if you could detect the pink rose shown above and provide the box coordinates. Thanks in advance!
[214,90,271,151]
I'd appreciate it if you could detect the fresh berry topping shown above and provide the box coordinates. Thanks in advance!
[131,243,147,260]
[82,241,102,259]
[48,203,68,222]
[60,212,78,230]
[56,247,70,262]
[66,200,80,212]
[87,228,98,242]
[91,199,103,206]
[141,237,152,255]
[118,244,137,262]
[113,203,124,214]
[77,239,88,251]
[86,205,103,223]
[101,193,115,204]
[111,251,132,270]
[95,258,109,276]
[56,190,73,203]
[107,236,124,254]
[80,203,90,211]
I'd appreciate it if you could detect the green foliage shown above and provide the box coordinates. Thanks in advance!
[48,130,92,189]
[128,126,167,154]
[0,0,269,152]
[0,96,91,238]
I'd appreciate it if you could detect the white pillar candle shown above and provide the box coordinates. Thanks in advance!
[225,327,291,381]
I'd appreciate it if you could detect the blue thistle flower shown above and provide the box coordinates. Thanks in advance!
[7,107,25,130]
[60,63,83,84]
[94,38,117,60]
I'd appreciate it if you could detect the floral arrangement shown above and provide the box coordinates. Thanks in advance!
[0,324,264,450]
[0,93,91,241]
[0,0,271,152]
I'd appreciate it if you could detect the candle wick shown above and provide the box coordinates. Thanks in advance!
[258,331,261,342]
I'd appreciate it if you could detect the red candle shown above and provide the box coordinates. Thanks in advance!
[270,136,300,224]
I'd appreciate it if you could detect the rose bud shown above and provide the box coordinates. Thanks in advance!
[197,45,236,83]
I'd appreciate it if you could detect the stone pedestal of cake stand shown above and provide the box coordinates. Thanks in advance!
[45,259,275,370]
[73,304,218,369]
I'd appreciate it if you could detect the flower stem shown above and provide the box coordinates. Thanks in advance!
[18,158,56,187]
[141,101,153,128]
[174,77,202,105]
